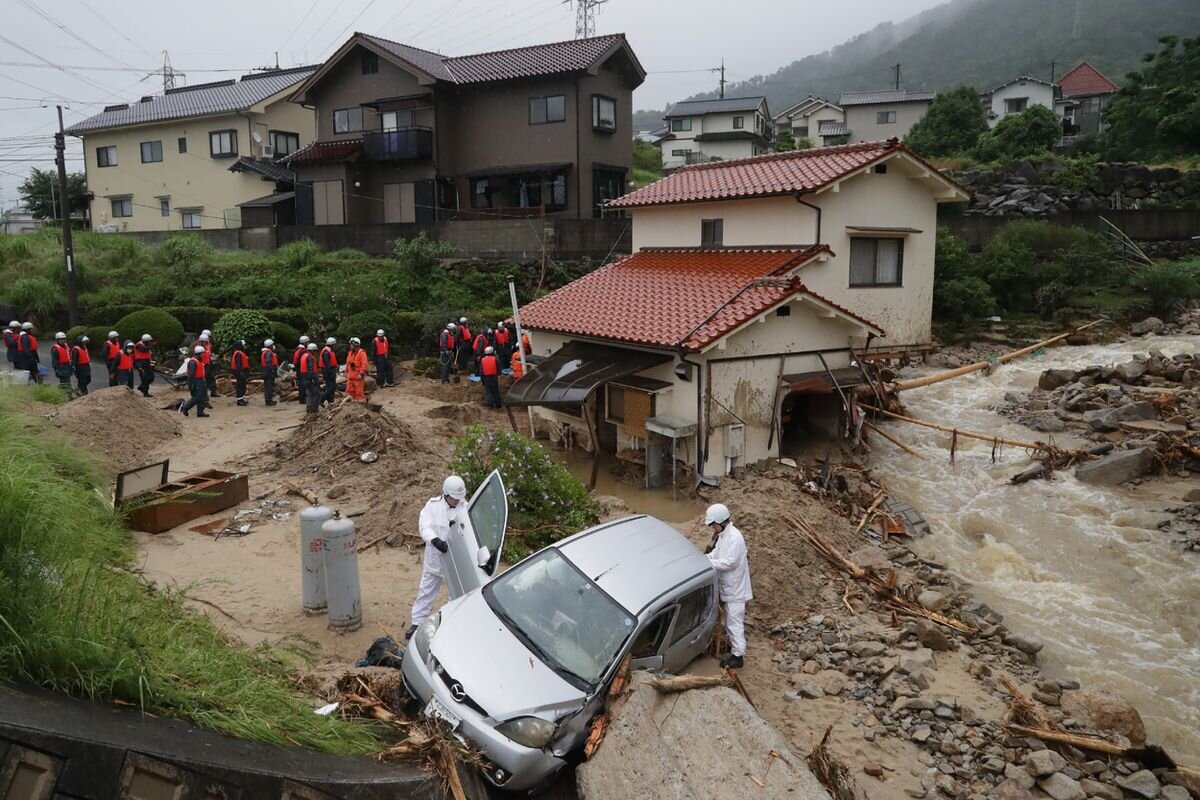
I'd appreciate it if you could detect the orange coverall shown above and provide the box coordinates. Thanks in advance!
[345,347,368,401]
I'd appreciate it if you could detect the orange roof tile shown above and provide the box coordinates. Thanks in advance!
[1058,62,1119,97]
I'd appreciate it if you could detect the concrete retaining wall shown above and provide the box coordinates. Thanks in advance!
[940,208,1200,249]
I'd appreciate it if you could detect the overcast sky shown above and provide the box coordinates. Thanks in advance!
[0,0,946,208]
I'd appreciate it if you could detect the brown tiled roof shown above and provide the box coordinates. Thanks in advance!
[1058,62,1119,97]
[518,246,881,351]
[282,139,362,164]
[357,33,454,81]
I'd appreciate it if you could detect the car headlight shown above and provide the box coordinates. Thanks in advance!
[413,612,441,654]
[495,716,557,748]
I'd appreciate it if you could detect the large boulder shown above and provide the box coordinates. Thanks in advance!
[1059,688,1147,746]
[1130,317,1164,336]
[1039,369,1077,391]
[1076,448,1156,486]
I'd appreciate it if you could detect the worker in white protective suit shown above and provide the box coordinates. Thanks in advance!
[405,475,468,640]
[704,503,752,669]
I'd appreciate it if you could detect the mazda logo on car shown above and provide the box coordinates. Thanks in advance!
[449,682,466,702]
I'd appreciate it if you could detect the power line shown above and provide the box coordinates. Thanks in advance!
[0,60,250,74]
[15,0,141,72]
[410,0,470,40]
[434,0,564,54]
[72,0,159,62]
[0,33,122,96]
[294,0,353,60]
[317,0,384,58]
[279,0,323,58]
[426,0,552,53]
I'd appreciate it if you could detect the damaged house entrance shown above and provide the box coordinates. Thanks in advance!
[777,359,878,458]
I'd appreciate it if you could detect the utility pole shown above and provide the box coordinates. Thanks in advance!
[1050,60,1058,85]
[54,105,78,327]
[719,59,726,98]
[894,63,902,91]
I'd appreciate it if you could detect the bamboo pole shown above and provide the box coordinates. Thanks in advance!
[861,405,1083,456]
[864,421,927,460]
[894,321,1102,392]
[854,491,887,536]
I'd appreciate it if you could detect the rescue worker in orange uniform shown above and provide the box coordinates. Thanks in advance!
[261,339,279,406]
[372,329,394,387]
[115,341,135,389]
[493,322,512,371]
[298,342,320,415]
[345,337,368,402]
[71,335,92,395]
[199,330,217,398]
[439,322,456,384]
[320,337,339,406]
[50,332,72,389]
[16,322,39,384]
[103,331,121,386]
[134,333,155,397]
[179,345,210,417]
[293,335,311,405]
[456,317,472,372]
[229,340,250,406]
[479,345,502,409]
[471,328,490,381]
[4,321,19,374]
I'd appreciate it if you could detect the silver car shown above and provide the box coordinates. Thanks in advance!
[401,470,718,793]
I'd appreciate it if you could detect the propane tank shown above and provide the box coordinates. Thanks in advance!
[299,505,333,616]
[321,514,362,632]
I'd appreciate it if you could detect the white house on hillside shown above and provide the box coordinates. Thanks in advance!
[982,76,1056,128]
[839,89,935,143]
[772,96,847,145]
[659,97,771,172]
[508,140,969,480]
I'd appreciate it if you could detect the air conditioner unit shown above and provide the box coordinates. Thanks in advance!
[259,144,275,158]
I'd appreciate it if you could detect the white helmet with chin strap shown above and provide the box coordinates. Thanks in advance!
[704,503,731,526]
[442,475,467,500]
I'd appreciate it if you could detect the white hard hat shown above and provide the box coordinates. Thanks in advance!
[123,340,134,347]
[81,335,90,343]
[459,317,468,323]
[704,503,731,526]
[497,321,505,328]
[442,475,467,500]
[350,337,361,345]
[307,342,318,351]
[299,335,310,344]
[193,345,205,354]
[141,333,152,342]
[8,321,18,328]
[376,329,385,336]
[198,333,210,341]
[201,329,212,337]
[21,322,33,330]
[263,338,274,347]
[325,337,336,345]
[484,345,494,354]
[447,322,456,330]
[55,331,66,339]
[108,330,119,338]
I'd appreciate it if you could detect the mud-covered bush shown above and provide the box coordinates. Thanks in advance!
[449,426,598,562]
[114,308,184,349]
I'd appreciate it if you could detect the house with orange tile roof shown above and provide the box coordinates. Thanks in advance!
[1054,62,1119,137]
[507,139,968,478]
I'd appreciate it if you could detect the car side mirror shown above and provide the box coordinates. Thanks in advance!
[477,546,491,568]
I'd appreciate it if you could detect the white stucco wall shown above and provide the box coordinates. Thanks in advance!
[987,81,1056,128]
[631,196,817,250]
[844,101,929,143]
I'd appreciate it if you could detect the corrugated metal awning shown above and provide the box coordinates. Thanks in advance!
[506,340,671,407]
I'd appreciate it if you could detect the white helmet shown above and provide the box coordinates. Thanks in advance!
[55,331,66,339]
[484,345,494,354]
[325,337,336,345]
[193,345,205,354]
[21,322,33,331]
[8,321,18,328]
[141,333,152,342]
[446,322,456,330]
[201,329,212,337]
[349,337,361,345]
[198,333,210,341]
[497,321,506,328]
[299,335,310,344]
[108,330,119,339]
[376,329,385,337]
[442,475,467,500]
[704,503,731,526]
[80,335,90,343]
[263,338,274,347]
[459,317,468,324]
[306,342,318,351]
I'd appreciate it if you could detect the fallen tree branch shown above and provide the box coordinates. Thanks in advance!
[650,674,734,694]
[854,491,887,536]
[864,421,927,460]
[1005,724,1198,776]
[861,405,1088,458]
[282,481,319,506]
[356,530,396,552]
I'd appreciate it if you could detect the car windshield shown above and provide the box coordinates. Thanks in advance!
[483,548,635,691]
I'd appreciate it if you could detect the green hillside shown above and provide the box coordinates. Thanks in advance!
[633,0,1200,126]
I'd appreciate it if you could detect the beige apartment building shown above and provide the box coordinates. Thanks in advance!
[67,67,315,232]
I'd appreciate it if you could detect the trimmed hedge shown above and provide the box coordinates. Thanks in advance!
[213,310,273,354]
[270,321,301,348]
[115,308,185,349]
[161,306,223,334]
[336,310,394,342]
[261,307,309,332]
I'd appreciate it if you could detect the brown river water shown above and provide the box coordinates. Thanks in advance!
[872,335,1200,762]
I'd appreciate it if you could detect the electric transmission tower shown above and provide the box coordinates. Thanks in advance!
[563,0,608,39]
[155,51,185,91]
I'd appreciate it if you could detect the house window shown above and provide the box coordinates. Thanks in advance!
[159,198,170,217]
[795,125,809,137]
[96,145,117,167]
[140,140,163,163]
[177,136,187,153]
[592,95,616,132]
[529,95,566,125]
[876,110,897,124]
[471,178,489,209]
[671,148,691,157]
[592,167,626,217]
[670,118,692,132]
[849,237,904,287]
[733,116,744,129]
[776,306,791,317]
[333,107,364,134]
[381,110,415,131]
[209,129,237,157]
[471,172,567,210]
[605,383,657,427]
[181,210,201,229]
[1004,97,1028,114]
[110,197,132,217]
[269,130,300,156]
[701,218,723,247]
[361,51,379,74]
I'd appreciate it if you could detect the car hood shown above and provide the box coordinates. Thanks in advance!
[430,590,589,721]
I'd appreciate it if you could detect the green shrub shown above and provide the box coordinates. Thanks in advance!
[270,321,301,347]
[158,235,213,271]
[391,311,425,352]
[450,426,598,562]
[114,308,185,349]
[4,276,62,322]
[412,356,440,378]
[1044,155,1100,192]
[0,235,37,265]
[277,239,320,270]
[934,277,996,322]
[161,305,224,334]
[1133,261,1200,314]
[323,248,369,261]
[85,303,149,325]
[262,307,308,331]
[974,105,1060,161]
[1034,280,1071,318]
[64,325,87,341]
[212,309,272,353]
[336,310,393,341]
[84,325,113,345]
[30,384,68,404]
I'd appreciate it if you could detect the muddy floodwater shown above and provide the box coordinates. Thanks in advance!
[556,449,706,523]
[871,335,1200,762]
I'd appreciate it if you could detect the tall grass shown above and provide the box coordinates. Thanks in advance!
[0,386,382,754]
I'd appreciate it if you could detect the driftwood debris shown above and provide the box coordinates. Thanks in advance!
[282,481,319,506]
[864,421,927,460]
[861,405,1091,460]
[788,514,977,635]
[894,321,1103,392]
[808,726,857,800]
[650,674,734,694]
[853,492,887,536]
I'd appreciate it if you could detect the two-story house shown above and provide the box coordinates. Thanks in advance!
[1055,61,1118,137]
[982,76,1057,128]
[507,140,968,479]
[771,96,846,146]
[66,67,316,232]
[839,89,935,143]
[282,32,644,224]
[658,97,771,172]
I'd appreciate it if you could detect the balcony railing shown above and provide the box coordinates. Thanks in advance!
[362,127,433,161]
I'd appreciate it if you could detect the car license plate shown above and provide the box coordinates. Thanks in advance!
[425,696,461,729]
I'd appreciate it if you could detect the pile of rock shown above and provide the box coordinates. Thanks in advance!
[1131,306,1200,339]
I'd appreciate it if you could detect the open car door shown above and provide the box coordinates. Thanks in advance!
[443,470,508,599]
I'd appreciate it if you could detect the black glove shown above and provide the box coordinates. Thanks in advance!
[432,537,449,553]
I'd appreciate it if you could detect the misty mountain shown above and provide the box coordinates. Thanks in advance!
[633,0,1200,129]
